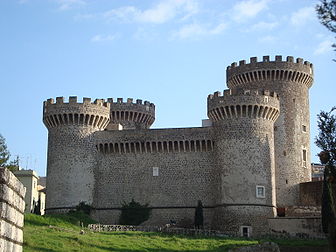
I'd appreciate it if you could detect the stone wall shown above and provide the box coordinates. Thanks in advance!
[92,127,215,227]
[299,181,323,206]
[226,56,314,207]
[0,167,26,252]
[268,217,324,239]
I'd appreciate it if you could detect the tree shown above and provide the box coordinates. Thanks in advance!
[0,134,20,172]
[316,0,336,60]
[6,156,19,172]
[315,108,336,251]
[0,134,10,166]
[119,199,151,225]
[194,200,204,229]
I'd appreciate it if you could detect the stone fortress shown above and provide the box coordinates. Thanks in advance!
[43,55,314,236]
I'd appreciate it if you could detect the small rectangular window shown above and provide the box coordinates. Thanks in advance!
[264,96,269,103]
[302,149,307,167]
[240,226,252,237]
[256,185,265,198]
[153,167,159,176]
[302,125,307,132]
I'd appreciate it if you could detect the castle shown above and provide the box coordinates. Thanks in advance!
[43,55,314,236]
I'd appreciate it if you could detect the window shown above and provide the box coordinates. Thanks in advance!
[244,90,250,95]
[302,125,307,132]
[240,226,252,237]
[153,167,159,176]
[256,186,265,198]
[264,96,269,103]
[302,149,307,167]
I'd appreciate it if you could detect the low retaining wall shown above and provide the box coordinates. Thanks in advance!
[268,217,325,239]
[88,224,228,237]
[0,168,26,252]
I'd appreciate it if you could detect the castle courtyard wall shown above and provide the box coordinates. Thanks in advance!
[92,127,215,227]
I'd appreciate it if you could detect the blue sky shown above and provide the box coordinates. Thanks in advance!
[0,0,335,176]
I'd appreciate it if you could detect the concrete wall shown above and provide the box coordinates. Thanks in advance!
[0,168,26,252]
[268,217,324,239]
[13,170,39,213]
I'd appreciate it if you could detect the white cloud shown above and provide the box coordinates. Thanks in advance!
[290,6,315,26]
[172,22,227,39]
[258,35,276,43]
[103,0,198,24]
[251,21,278,31]
[232,0,269,22]
[55,0,85,11]
[314,39,334,55]
[91,34,119,43]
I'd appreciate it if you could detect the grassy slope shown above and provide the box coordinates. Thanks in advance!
[23,213,326,252]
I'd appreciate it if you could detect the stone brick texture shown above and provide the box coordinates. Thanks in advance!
[0,168,26,252]
[43,55,314,237]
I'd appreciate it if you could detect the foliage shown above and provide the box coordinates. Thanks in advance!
[0,134,10,166]
[75,201,92,215]
[316,107,336,163]
[33,197,41,215]
[315,108,336,251]
[0,134,19,172]
[6,156,19,172]
[119,199,151,225]
[316,0,336,59]
[321,164,336,232]
[194,200,204,229]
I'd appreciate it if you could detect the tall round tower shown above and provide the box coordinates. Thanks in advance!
[208,88,280,235]
[106,98,155,130]
[43,96,110,212]
[226,56,313,207]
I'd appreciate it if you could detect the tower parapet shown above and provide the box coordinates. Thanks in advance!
[43,96,110,130]
[227,55,313,89]
[208,89,279,123]
[106,97,155,130]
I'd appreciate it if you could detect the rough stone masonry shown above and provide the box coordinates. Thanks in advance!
[43,55,313,236]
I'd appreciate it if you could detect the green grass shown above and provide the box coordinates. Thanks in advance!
[23,213,327,252]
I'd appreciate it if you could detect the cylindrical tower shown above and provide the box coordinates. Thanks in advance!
[208,88,280,236]
[106,98,155,130]
[43,96,110,213]
[226,56,313,207]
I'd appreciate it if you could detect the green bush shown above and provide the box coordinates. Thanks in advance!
[119,199,151,225]
[74,201,91,215]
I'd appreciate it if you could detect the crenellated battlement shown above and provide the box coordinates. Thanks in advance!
[106,97,155,130]
[226,55,313,89]
[107,97,155,108]
[43,96,110,130]
[227,55,313,70]
[44,96,110,107]
[207,89,280,122]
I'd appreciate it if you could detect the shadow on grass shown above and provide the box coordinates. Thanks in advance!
[25,246,58,252]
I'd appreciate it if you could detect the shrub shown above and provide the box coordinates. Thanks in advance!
[119,199,151,225]
[75,201,91,215]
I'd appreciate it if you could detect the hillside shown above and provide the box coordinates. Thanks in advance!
[23,213,327,252]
